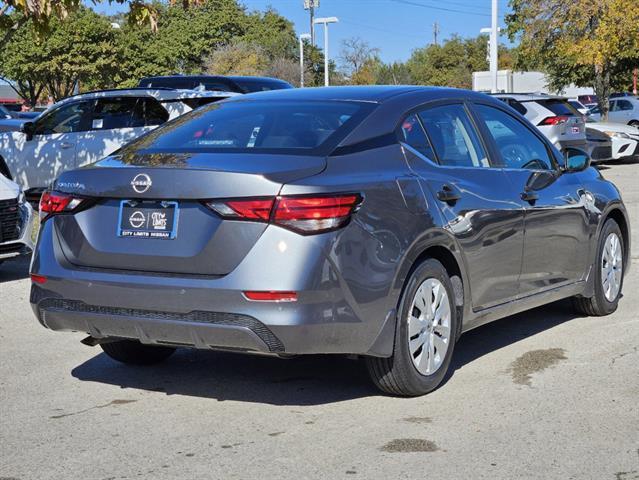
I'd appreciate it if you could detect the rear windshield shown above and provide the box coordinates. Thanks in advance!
[232,79,292,93]
[534,99,580,116]
[125,100,373,154]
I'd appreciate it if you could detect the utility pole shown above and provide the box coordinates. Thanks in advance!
[432,21,439,46]
[490,0,498,93]
[314,17,338,87]
[304,0,320,45]
[299,33,311,87]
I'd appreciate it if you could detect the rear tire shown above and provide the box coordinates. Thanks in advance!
[101,339,176,365]
[366,259,458,396]
[573,218,624,316]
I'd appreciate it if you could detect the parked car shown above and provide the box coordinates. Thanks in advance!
[584,127,613,163]
[0,105,12,119]
[589,97,639,127]
[30,86,630,396]
[577,94,598,105]
[0,88,237,198]
[586,119,639,161]
[568,99,591,116]
[0,171,34,267]
[494,93,587,151]
[138,75,293,94]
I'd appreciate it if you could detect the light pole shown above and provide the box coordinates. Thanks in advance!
[299,33,311,87]
[490,0,498,93]
[313,16,338,87]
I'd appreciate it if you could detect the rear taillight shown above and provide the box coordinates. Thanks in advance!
[39,190,88,221]
[538,115,570,126]
[205,194,362,235]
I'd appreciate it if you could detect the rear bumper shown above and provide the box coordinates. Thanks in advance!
[29,221,396,357]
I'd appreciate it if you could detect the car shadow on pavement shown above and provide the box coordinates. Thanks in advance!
[0,255,30,283]
[71,299,581,405]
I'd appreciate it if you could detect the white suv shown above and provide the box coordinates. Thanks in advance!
[0,88,237,196]
[494,94,587,151]
[0,173,33,266]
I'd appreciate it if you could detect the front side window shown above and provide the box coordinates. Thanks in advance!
[34,101,92,135]
[398,114,436,161]
[418,104,490,168]
[475,104,554,170]
[126,101,371,154]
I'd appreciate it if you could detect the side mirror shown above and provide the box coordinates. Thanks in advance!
[21,121,35,141]
[562,147,590,172]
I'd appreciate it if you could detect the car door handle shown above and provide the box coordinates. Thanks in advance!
[60,142,74,149]
[521,190,539,204]
[437,184,461,204]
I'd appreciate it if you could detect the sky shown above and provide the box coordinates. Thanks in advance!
[94,0,513,64]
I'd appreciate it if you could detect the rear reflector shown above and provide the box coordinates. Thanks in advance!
[243,291,298,302]
[205,193,362,235]
[30,273,47,284]
[538,115,571,126]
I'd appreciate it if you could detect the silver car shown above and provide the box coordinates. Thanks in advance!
[30,87,630,396]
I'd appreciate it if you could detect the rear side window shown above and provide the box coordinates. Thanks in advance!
[508,100,528,115]
[418,104,490,168]
[91,97,137,130]
[615,100,633,111]
[535,99,579,116]
[475,104,554,170]
[131,98,169,127]
[129,101,372,154]
[398,114,436,160]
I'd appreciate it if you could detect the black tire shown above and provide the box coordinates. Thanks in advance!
[101,339,176,365]
[628,120,639,128]
[366,259,458,396]
[573,218,624,316]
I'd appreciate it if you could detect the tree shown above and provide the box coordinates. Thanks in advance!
[339,37,380,80]
[204,40,267,76]
[0,8,119,104]
[506,0,639,119]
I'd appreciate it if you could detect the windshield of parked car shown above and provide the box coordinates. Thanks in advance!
[534,99,581,116]
[125,100,373,154]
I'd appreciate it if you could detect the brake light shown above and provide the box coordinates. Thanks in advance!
[30,273,47,284]
[39,190,88,221]
[243,291,298,302]
[538,115,570,126]
[205,194,362,234]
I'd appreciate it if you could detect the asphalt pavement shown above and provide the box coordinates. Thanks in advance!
[1,161,638,480]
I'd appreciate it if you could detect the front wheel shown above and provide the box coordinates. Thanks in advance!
[101,339,176,365]
[366,259,458,396]
[573,218,624,316]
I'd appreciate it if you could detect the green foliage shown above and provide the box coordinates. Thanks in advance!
[506,0,639,118]
[0,7,119,103]
[406,35,507,89]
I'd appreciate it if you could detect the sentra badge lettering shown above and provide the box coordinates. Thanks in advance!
[131,173,152,194]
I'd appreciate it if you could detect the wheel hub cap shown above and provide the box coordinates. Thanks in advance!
[407,278,451,375]
[601,232,623,302]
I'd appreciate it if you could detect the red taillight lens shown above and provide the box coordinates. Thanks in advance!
[39,190,87,221]
[243,291,298,302]
[30,273,47,284]
[205,194,362,234]
[274,194,361,233]
[538,115,570,126]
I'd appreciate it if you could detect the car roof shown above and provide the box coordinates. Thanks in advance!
[223,85,485,104]
[493,93,568,102]
[57,88,239,105]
